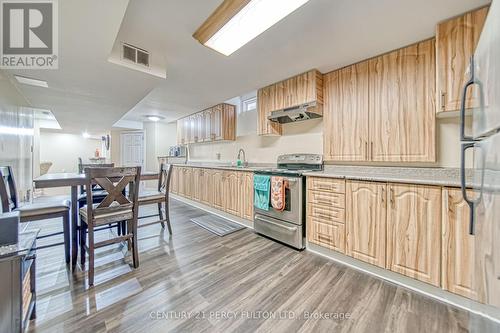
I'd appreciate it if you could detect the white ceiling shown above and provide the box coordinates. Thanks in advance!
[4,0,491,133]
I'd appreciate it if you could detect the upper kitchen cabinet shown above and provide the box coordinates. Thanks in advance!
[324,62,370,161]
[436,6,488,114]
[176,103,236,144]
[369,39,436,162]
[257,69,323,136]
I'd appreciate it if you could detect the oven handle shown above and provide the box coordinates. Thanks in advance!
[255,215,298,232]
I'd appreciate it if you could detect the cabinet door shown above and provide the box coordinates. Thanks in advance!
[200,169,212,206]
[183,168,192,199]
[170,167,179,194]
[436,7,488,113]
[211,169,225,210]
[387,183,441,286]
[210,105,223,141]
[223,171,240,216]
[239,172,254,221]
[324,62,369,161]
[257,87,282,136]
[369,39,436,162]
[203,109,212,142]
[442,188,477,300]
[191,168,201,202]
[177,167,185,196]
[346,181,387,268]
[176,119,184,145]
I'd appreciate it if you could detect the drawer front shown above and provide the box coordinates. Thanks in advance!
[308,191,345,208]
[307,218,345,253]
[307,203,345,224]
[308,177,345,194]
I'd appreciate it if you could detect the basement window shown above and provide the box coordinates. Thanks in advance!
[242,97,257,114]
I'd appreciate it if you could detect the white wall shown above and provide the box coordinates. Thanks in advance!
[39,131,102,173]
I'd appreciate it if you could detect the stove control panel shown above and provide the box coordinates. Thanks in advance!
[277,154,323,165]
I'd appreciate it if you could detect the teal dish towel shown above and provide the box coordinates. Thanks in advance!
[254,175,271,211]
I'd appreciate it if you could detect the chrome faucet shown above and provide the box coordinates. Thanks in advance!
[237,148,248,167]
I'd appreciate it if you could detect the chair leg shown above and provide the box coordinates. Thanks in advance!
[62,211,70,264]
[88,225,95,287]
[158,202,165,229]
[165,201,172,235]
[117,222,121,236]
[131,219,139,269]
[80,221,86,267]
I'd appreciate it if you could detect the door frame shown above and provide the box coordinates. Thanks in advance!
[120,131,146,169]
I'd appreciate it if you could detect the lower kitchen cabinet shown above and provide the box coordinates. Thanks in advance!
[224,171,240,215]
[386,183,441,286]
[239,172,254,221]
[211,169,225,211]
[191,168,202,202]
[442,188,477,300]
[200,169,212,206]
[346,181,387,268]
[178,167,192,199]
[307,177,346,253]
[170,167,179,194]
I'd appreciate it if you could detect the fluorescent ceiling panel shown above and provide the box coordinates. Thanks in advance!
[204,0,310,56]
[14,75,48,88]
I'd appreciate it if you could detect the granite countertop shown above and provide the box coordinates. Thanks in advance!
[303,165,475,187]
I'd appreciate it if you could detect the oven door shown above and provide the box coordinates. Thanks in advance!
[254,175,304,225]
[254,214,304,249]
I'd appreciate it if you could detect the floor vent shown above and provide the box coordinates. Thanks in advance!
[122,43,149,67]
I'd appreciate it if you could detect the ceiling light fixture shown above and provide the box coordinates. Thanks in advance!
[14,75,49,88]
[145,115,164,122]
[193,0,310,56]
[82,132,91,139]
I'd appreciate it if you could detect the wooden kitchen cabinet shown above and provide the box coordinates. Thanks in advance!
[346,181,387,268]
[170,167,179,194]
[369,39,436,163]
[436,6,488,113]
[307,177,346,253]
[323,62,369,161]
[223,171,240,216]
[191,168,202,202]
[211,169,225,210]
[179,167,192,199]
[386,183,441,286]
[239,172,254,221]
[442,188,477,300]
[257,69,323,136]
[176,103,235,144]
[200,168,212,206]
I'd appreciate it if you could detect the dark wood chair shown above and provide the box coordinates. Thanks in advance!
[79,166,141,286]
[0,166,71,263]
[137,163,173,234]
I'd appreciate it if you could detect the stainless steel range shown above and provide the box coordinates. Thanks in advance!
[254,154,323,249]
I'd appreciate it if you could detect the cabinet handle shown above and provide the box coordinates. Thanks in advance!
[381,187,385,204]
[440,90,446,110]
[365,141,368,160]
[370,142,374,160]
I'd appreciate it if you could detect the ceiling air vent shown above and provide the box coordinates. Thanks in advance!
[122,43,149,67]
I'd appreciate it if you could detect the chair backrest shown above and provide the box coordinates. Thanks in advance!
[0,166,18,213]
[158,163,173,195]
[84,167,141,224]
[78,161,114,194]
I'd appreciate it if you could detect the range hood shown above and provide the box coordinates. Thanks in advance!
[267,102,322,124]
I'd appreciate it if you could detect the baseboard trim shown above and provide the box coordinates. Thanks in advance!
[170,194,254,229]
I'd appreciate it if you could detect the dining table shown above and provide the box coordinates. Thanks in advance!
[33,170,158,270]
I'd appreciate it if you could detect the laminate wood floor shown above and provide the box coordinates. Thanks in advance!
[25,199,496,333]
